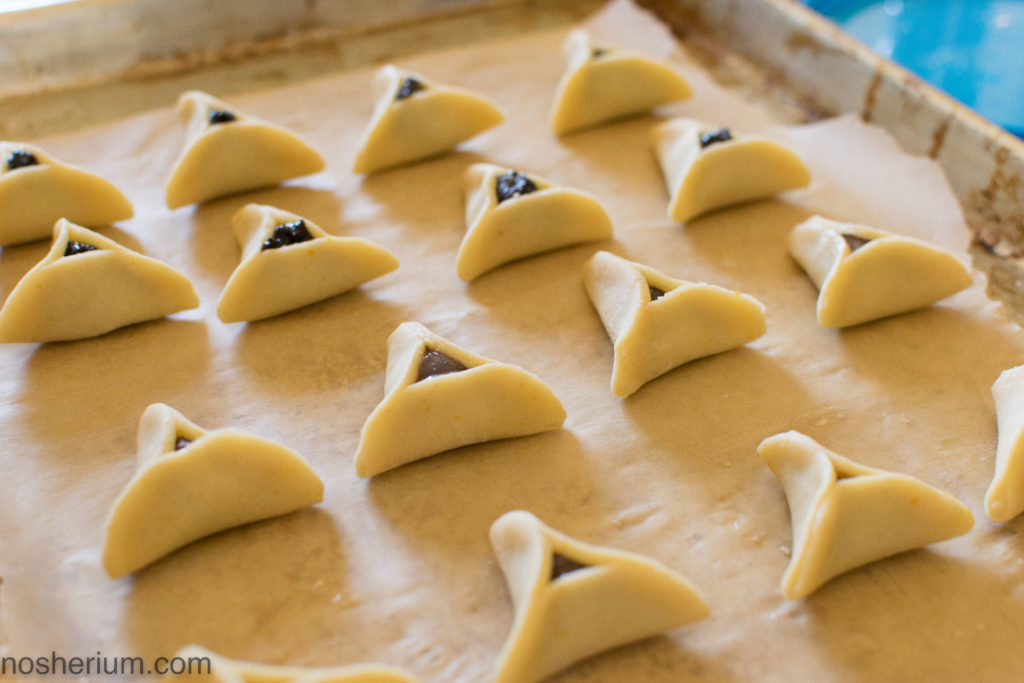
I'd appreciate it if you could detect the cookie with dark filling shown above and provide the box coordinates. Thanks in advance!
[490,510,709,683]
[354,322,566,477]
[0,141,133,246]
[217,204,398,323]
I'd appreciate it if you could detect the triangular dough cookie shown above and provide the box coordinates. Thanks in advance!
[0,141,133,245]
[490,510,709,683]
[161,645,418,682]
[584,250,766,397]
[987,365,1024,522]
[550,30,692,135]
[217,204,399,322]
[456,163,613,281]
[103,403,324,578]
[165,91,326,209]
[354,322,566,477]
[352,65,504,174]
[788,215,972,328]
[650,118,810,222]
[0,219,198,343]
[758,431,973,599]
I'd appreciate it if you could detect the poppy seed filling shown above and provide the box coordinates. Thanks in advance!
[495,171,538,203]
[396,77,426,101]
[64,241,98,257]
[208,109,237,125]
[261,220,314,251]
[699,128,733,148]
[6,150,38,171]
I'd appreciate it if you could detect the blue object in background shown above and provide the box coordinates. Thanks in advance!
[805,0,1024,137]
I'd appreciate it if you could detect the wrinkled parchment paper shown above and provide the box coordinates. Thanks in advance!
[3,1,1024,681]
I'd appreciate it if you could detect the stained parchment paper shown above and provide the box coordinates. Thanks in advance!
[2,1,1023,681]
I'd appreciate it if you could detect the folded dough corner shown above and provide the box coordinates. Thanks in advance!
[758,430,973,599]
[788,215,973,328]
[0,219,198,343]
[103,403,324,578]
[987,365,1024,522]
[217,203,398,323]
[584,250,766,397]
[650,118,810,222]
[550,29,692,135]
[0,140,133,246]
[165,90,326,209]
[490,510,708,683]
[456,163,613,281]
[160,644,419,682]
[353,322,566,477]
[352,65,504,174]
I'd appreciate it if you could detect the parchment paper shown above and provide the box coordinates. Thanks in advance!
[2,1,1024,681]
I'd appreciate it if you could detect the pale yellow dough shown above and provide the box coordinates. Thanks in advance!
[758,431,974,600]
[987,366,1024,522]
[788,215,973,328]
[165,91,326,209]
[103,403,324,578]
[490,510,709,683]
[352,65,504,174]
[0,141,133,245]
[456,163,613,281]
[161,644,419,683]
[650,118,810,222]
[0,219,198,343]
[217,204,398,323]
[353,322,566,478]
[583,250,766,397]
[550,29,692,135]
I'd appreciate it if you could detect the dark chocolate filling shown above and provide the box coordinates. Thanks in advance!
[699,128,733,149]
[64,241,98,257]
[416,350,467,382]
[208,109,237,125]
[174,437,192,451]
[262,220,314,251]
[6,150,39,171]
[495,171,538,204]
[648,285,667,302]
[396,77,426,101]
[841,233,872,252]
[550,553,589,581]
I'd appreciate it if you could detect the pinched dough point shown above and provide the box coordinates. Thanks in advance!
[352,65,504,174]
[490,510,708,683]
[161,644,419,682]
[584,250,766,397]
[650,118,809,222]
[550,30,692,135]
[788,215,973,328]
[0,219,198,343]
[987,366,1024,522]
[456,163,613,281]
[102,403,324,578]
[0,141,134,246]
[165,91,325,209]
[354,323,566,477]
[217,204,398,323]
[758,431,973,599]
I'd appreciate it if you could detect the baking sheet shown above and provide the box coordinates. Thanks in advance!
[2,1,1024,681]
